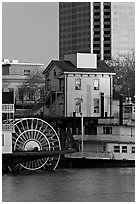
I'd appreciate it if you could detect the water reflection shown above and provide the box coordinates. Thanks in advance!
[2,168,135,202]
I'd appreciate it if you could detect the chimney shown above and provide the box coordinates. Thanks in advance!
[119,94,123,125]
[64,53,97,69]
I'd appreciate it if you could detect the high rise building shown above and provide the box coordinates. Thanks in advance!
[111,2,135,59]
[59,2,135,61]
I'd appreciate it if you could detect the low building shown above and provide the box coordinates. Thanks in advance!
[2,59,44,115]
[42,53,115,117]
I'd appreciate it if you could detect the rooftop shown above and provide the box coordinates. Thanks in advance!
[44,60,115,74]
[2,59,44,66]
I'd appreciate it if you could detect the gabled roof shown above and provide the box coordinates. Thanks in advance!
[43,60,115,75]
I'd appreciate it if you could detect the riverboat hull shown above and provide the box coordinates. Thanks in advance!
[62,157,135,168]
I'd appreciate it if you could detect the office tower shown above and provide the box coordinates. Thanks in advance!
[111,2,135,59]
[59,2,135,61]
[59,2,91,60]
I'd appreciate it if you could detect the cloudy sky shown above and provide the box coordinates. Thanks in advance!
[2,2,59,67]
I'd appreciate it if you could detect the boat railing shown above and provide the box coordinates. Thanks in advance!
[65,151,111,159]
[73,134,135,143]
[2,104,14,113]
[2,124,15,132]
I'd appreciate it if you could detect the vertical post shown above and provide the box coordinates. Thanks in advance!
[119,94,123,125]
[81,112,84,157]
[80,97,84,157]
[110,75,112,117]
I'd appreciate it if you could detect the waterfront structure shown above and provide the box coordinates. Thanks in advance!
[65,93,135,167]
[59,2,135,60]
[2,59,44,114]
[42,53,115,117]
[65,117,135,167]
[2,92,63,172]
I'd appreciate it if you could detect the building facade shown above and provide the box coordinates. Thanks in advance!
[43,53,115,117]
[59,2,135,61]
[111,2,135,58]
[2,59,44,114]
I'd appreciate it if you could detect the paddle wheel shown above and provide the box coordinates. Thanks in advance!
[3,118,61,171]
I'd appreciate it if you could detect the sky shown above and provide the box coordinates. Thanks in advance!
[2,2,59,67]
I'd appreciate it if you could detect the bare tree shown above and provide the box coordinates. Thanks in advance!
[17,70,45,106]
[106,50,135,100]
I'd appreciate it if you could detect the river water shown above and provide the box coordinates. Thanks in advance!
[2,167,135,202]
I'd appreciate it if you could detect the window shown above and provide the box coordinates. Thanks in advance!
[132,146,135,153]
[94,98,99,113]
[18,89,24,101]
[2,134,4,146]
[122,146,127,153]
[24,70,30,75]
[54,69,56,76]
[93,79,99,90]
[114,146,120,153]
[75,78,81,90]
[75,98,82,113]
[103,126,112,134]
[46,79,51,91]
[124,107,132,113]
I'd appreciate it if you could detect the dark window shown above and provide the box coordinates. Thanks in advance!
[114,146,120,153]
[104,31,110,34]
[94,98,99,113]
[54,69,56,76]
[104,12,110,15]
[122,146,127,153]
[94,12,100,16]
[104,18,110,22]
[24,70,30,75]
[94,25,100,28]
[104,44,111,47]
[103,126,112,134]
[104,50,111,54]
[104,24,111,28]
[132,146,135,153]
[104,37,111,41]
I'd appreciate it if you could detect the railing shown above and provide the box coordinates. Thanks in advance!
[47,86,64,92]
[2,104,14,112]
[65,151,111,159]
[2,124,14,132]
[73,134,135,144]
